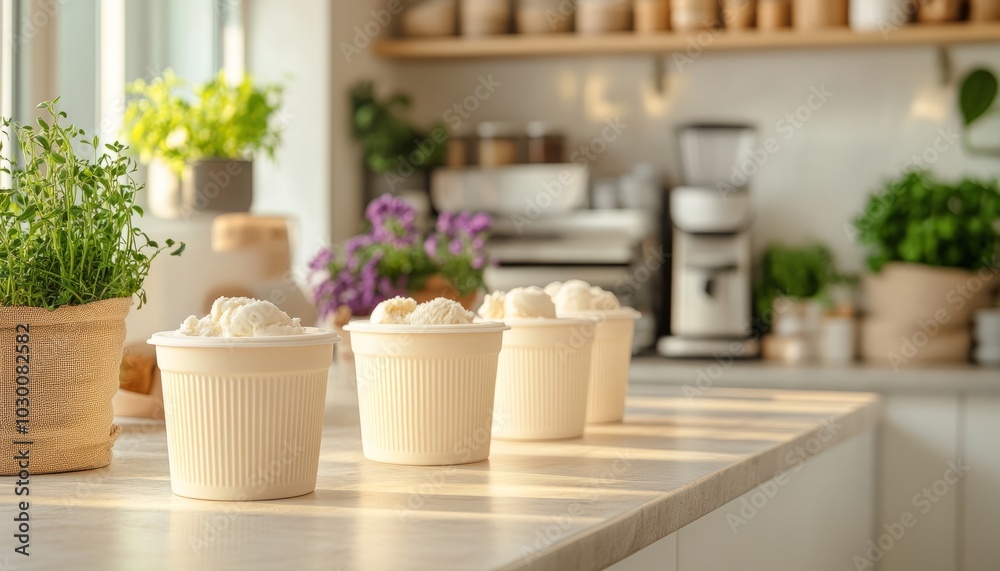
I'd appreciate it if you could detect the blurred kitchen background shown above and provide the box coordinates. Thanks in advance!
[3,2,1000,569]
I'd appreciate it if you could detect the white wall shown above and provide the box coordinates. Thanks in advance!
[250,2,1000,274]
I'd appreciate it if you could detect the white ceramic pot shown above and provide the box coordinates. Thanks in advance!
[346,321,508,465]
[149,330,339,501]
[492,318,595,440]
[975,308,1000,346]
[559,308,640,424]
[849,0,908,30]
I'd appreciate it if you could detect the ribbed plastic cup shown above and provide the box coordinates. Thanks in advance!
[492,318,595,441]
[559,308,640,424]
[344,320,509,466]
[148,329,339,501]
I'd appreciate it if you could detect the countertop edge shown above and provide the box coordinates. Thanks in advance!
[628,357,1000,392]
[506,393,884,571]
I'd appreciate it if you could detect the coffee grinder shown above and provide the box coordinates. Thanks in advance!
[658,124,760,359]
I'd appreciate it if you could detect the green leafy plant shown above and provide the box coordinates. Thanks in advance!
[854,171,1000,273]
[124,70,283,173]
[753,243,837,324]
[350,81,446,174]
[959,67,999,155]
[0,100,184,310]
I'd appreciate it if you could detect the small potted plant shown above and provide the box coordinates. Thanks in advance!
[753,243,842,362]
[124,70,283,219]
[854,171,1000,364]
[0,100,183,475]
[308,194,492,358]
[350,82,446,199]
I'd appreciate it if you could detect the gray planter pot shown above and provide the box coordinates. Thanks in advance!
[147,158,254,219]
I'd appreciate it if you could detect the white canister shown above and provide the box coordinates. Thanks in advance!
[849,0,907,31]
[820,316,857,364]
[975,308,1000,347]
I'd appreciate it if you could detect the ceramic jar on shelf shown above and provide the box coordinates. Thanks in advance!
[462,0,511,36]
[756,0,790,29]
[634,0,670,32]
[917,0,962,22]
[516,0,572,33]
[576,0,631,34]
[723,0,756,29]
[672,0,719,30]
[403,0,458,36]
[793,0,848,29]
[970,0,1000,20]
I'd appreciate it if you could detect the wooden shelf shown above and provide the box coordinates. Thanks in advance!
[374,22,1000,60]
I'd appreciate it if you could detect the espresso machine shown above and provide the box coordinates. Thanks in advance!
[658,124,760,359]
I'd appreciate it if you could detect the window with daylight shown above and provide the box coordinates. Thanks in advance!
[1,0,243,169]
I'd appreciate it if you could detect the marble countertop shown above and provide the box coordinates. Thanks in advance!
[0,368,881,571]
[630,356,1000,392]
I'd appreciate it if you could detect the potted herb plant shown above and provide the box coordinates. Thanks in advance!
[0,100,183,475]
[854,171,1000,365]
[309,194,492,358]
[350,82,446,201]
[753,243,854,362]
[753,243,836,334]
[124,70,283,219]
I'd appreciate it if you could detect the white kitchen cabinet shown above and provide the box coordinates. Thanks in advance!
[608,533,677,571]
[598,431,877,571]
[963,394,1000,571]
[677,431,874,571]
[877,395,960,571]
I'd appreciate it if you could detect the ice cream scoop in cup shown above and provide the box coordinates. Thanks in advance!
[347,297,508,466]
[546,282,640,424]
[149,297,339,501]
[479,287,596,441]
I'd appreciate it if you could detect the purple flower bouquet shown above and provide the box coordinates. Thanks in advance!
[309,194,493,320]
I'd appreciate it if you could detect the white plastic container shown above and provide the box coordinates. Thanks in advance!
[345,321,508,465]
[492,318,595,440]
[558,309,640,424]
[148,329,339,501]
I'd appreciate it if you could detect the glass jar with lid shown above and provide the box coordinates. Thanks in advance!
[476,122,521,167]
[525,122,566,164]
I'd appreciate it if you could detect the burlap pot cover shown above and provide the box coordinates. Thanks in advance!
[0,297,131,474]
